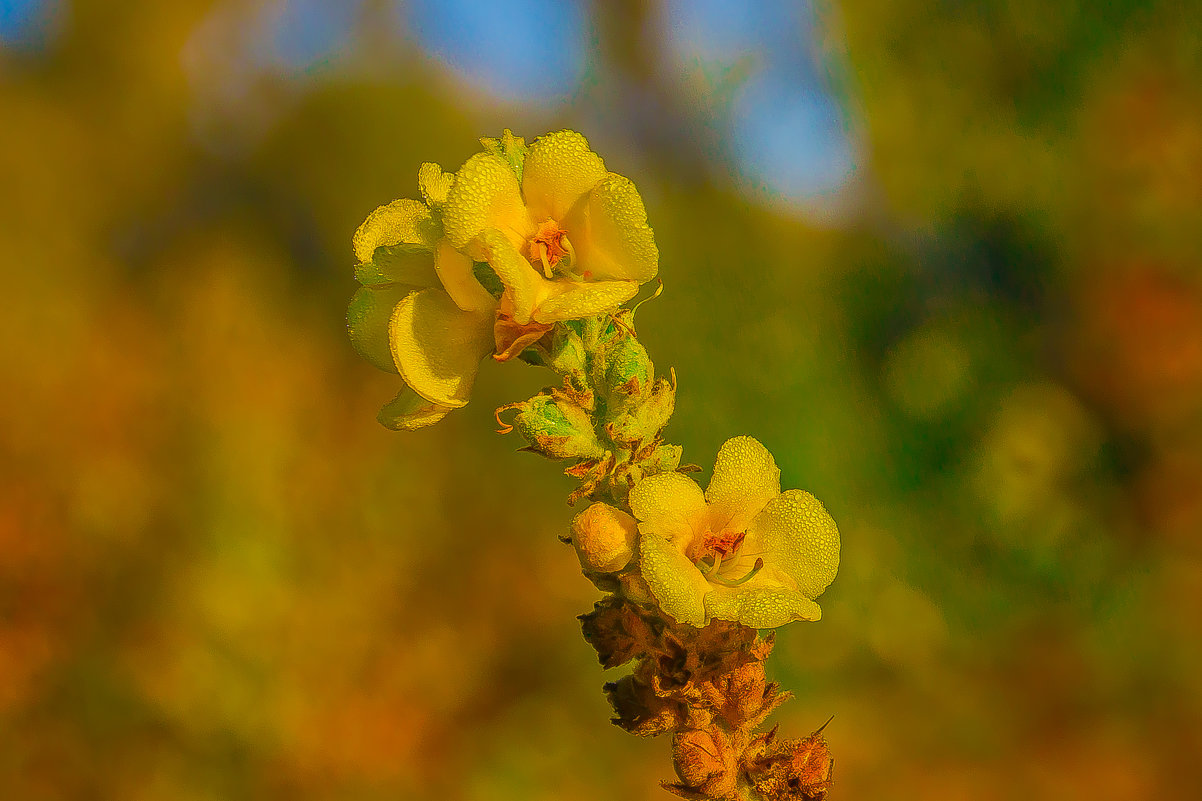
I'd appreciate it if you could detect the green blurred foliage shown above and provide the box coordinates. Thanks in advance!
[3,1,1202,799]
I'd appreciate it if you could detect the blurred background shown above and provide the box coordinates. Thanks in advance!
[3,0,1202,798]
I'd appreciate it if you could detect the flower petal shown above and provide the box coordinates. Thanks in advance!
[703,584,822,628]
[389,288,495,407]
[417,162,453,206]
[435,239,496,313]
[638,529,709,626]
[531,279,640,324]
[353,198,439,263]
[749,489,840,600]
[347,285,408,374]
[705,436,782,533]
[355,243,440,287]
[629,471,707,544]
[377,385,453,431]
[443,152,532,251]
[477,228,550,325]
[522,130,608,223]
[567,172,659,283]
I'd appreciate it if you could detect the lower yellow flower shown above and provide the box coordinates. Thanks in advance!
[628,436,840,629]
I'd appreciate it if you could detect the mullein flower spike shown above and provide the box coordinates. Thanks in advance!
[348,130,842,801]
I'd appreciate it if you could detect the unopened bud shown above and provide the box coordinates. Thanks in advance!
[596,334,653,402]
[668,729,739,799]
[607,377,676,445]
[546,323,587,375]
[500,394,605,460]
[570,502,637,573]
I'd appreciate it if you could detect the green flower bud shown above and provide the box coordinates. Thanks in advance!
[570,502,637,573]
[643,443,682,475]
[606,377,676,445]
[596,334,653,402]
[546,323,587,376]
[502,394,605,460]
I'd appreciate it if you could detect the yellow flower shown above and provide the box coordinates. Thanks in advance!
[440,129,659,327]
[628,437,840,629]
[347,164,498,427]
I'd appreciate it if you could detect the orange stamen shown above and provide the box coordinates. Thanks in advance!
[528,219,570,274]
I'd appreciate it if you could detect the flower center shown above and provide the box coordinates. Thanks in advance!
[527,219,574,279]
[691,528,764,587]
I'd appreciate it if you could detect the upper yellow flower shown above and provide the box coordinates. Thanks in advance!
[348,130,659,429]
[440,130,659,327]
[628,437,840,629]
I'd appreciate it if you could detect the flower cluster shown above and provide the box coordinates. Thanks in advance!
[348,129,659,430]
[571,436,840,630]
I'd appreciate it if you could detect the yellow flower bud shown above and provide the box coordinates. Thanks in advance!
[570,502,637,573]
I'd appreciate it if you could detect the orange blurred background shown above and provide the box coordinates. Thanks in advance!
[3,1,1202,799]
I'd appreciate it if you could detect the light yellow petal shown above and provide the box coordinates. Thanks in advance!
[443,152,533,251]
[389,288,495,408]
[629,471,707,544]
[417,162,454,206]
[435,239,496,313]
[377,385,453,431]
[353,198,438,263]
[749,489,840,600]
[354,244,439,288]
[522,130,608,222]
[567,173,658,282]
[703,584,822,628]
[477,228,550,324]
[638,529,709,627]
[705,436,782,533]
[347,285,408,374]
[531,279,639,324]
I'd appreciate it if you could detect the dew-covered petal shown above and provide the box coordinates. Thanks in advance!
[639,529,709,627]
[347,285,408,374]
[390,288,495,407]
[523,130,607,223]
[704,436,782,533]
[749,489,840,600]
[418,162,453,206]
[443,152,532,251]
[703,584,822,628]
[477,228,549,324]
[629,472,707,544]
[355,243,440,288]
[531,279,639,324]
[353,198,439,263]
[377,384,453,431]
[435,239,496,313]
[566,173,658,283]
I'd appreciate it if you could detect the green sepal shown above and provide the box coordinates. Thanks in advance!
[643,443,682,476]
[606,377,675,445]
[546,323,587,375]
[506,393,605,460]
[479,129,529,182]
[597,335,653,403]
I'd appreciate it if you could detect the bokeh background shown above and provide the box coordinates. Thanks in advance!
[4,0,1202,798]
